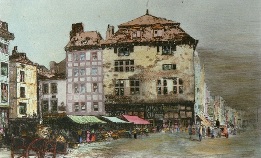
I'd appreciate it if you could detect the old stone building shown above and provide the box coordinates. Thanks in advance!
[38,73,66,116]
[102,10,198,127]
[0,20,14,135]
[64,23,105,116]
[9,46,38,118]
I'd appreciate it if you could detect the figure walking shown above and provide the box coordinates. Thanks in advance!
[199,125,203,141]
[188,125,192,139]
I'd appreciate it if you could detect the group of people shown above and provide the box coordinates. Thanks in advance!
[188,119,229,141]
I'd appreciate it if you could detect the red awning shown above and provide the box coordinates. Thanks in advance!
[122,115,150,125]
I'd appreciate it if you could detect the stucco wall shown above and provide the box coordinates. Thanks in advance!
[9,62,37,118]
[103,44,195,103]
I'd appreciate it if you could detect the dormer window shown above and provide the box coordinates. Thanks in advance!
[132,31,141,38]
[162,45,176,55]
[154,29,163,37]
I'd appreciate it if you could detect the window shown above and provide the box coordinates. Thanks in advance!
[51,83,57,94]
[132,30,141,38]
[92,52,97,60]
[117,46,133,56]
[154,30,163,37]
[93,102,99,111]
[173,78,183,94]
[0,43,8,54]
[20,71,25,82]
[163,80,168,94]
[157,79,168,95]
[74,54,79,61]
[80,68,85,76]
[91,67,98,75]
[162,64,176,70]
[162,45,176,55]
[20,87,25,98]
[81,102,86,110]
[42,100,49,113]
[130,80,140,95]
[1,83,8,103]
[157,80,162,94]
[74,68,79,76]
[80,84,85,93]
[19,103,27,115]
[93,83,98,92]
[43,83,49,94]
[1,62,8,76]
[74,83,79,93]
[115,80,124,96]
[80,53,85,61]
[114,60,134,72]
[74,102,79,112]
[51,100,58,112]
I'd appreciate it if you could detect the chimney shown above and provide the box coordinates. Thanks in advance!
[146,9,149,15]
[106,24,114,40]
[12,46,18,55]
[70,23,84,40]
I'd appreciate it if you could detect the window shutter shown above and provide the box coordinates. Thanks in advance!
[114,47,117,53]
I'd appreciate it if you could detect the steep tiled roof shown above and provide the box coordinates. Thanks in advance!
[9,52,35,65]
[102,12,196,46]
[65,31,103,50]
[118,13,178,27]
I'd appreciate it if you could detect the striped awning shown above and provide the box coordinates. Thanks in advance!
[122,115,151,125]
[102,116,130,123]
[67,115,106,124]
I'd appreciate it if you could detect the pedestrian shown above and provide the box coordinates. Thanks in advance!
[188,125,192,139]
[86,130,91,143]
[223,126,229,138]
[133,129,137,139]
[216,119,220,128]
[199,125,203,141]
[211,127,215,139]
[207,126,211,137]
[202,126,206,138]
[77,129,82,143]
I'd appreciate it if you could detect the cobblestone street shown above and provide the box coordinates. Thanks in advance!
[1,129,260,158]
[64,129,261,158]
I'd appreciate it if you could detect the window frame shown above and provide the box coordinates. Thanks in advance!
[43,83,49,94]
[162,64,176,70]
[93,102,99,111]
[20,87,26,98]
[1,62,8,76]
[19,102,27,115]
[20,71,25,82]
[115,80,125,96]
[51,83,57,94]
[130,79,140,95]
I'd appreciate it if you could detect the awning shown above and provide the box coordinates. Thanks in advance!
[122,115,150,125]
[102,116,130,123]
[197,115,212,127]
[67,115,106,124]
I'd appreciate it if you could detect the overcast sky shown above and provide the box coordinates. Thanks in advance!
[1,0,261,111]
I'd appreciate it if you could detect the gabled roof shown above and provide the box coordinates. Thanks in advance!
[9,52,35,65]
[119,13,178,27]
[102,11,196,46]
[65,31,103,50]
